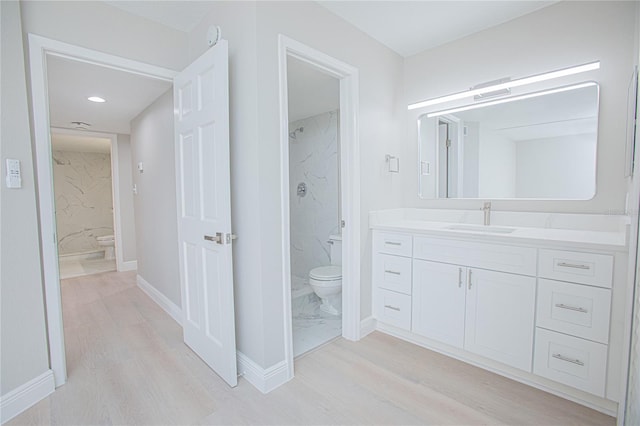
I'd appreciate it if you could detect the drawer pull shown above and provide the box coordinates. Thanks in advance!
[552,353,585,366]
[385,241,402,246]
[384,305,401,312]
[384,270,401,276]
[555,303,588,313]
[557,262,591,270]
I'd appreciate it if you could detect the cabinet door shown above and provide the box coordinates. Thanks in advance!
[464,269,536,371]
[412,260,466,348]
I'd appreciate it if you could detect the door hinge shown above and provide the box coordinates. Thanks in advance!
[341,220,345,228]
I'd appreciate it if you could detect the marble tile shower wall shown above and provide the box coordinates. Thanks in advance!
[289,110,340,281]
[53,150,114,255]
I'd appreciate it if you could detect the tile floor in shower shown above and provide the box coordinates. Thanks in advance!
[292,276,342,357]
[58,252,117,279]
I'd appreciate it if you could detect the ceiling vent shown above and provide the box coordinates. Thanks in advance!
[70,121,91,130]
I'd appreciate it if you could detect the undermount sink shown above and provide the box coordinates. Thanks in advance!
[445,224,516,234]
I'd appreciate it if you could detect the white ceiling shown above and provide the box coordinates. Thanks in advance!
[101,1,556,58]
[317,1,556,57]
[51,133,112,154]
[46,54,172,134]
[288,57,340,122]
[104,0,217,32]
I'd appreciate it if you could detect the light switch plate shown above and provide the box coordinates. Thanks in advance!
[6,158,22,188]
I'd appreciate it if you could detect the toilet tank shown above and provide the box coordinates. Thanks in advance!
[329,234,342,266]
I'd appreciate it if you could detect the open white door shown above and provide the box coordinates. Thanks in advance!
[174,40,237,386]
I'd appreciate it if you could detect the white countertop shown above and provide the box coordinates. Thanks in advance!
[370,218,628,251]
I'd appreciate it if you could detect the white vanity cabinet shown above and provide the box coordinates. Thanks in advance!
[409,236,537,371]
[372,227,621,405]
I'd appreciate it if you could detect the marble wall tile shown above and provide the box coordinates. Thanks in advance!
[289,110,340,280]
[52,150,114,255]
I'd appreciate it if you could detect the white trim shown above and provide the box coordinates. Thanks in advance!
[0,370,55,424]
[360,316,377,338]
[120,260,138,272]
[376,323,618,417]
[278,35,361,383]
[28,34,178,388]
[136,275,182,325]
[236,352,291,394]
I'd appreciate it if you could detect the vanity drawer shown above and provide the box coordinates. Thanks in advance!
[413,236,537,276]
[538,249,613,288]
[533,328,607,397]
[375,289,411,330]
[374,254,412,295]
[373,232,412,257]
[536,279,611,344]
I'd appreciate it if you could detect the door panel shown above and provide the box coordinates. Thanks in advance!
[412,260,466,348]
[464,268,535,372]
[174,40,237,387]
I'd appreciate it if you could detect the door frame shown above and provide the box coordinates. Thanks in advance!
[277,35,361,378]
[28,34,177,387]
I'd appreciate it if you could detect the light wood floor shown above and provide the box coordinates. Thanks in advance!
[9,271,615,425]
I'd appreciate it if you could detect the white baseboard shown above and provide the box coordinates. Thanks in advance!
[360,316,376,338]
[118,260,137,272]
[237,351,291,393]
[136,275,182,325]
[0,370,55,424]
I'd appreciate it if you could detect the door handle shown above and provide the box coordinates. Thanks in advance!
[204,232,237,245]
[204,234,222,244]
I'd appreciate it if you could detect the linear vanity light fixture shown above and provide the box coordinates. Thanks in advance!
[426,81,597,118]
[408,61,600,111]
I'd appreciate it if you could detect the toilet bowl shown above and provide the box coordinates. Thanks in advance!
[309,235,342,315]
[97,235,115,260]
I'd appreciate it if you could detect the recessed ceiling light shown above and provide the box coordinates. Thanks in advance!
[88,96,106,103]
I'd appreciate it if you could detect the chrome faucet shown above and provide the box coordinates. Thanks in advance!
[482,202,491,226]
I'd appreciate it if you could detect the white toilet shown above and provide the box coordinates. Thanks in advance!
[309,234,342,315]
[97,235,115,260]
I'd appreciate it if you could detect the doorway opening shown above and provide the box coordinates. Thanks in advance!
[286,56,342,357]
[28,34,176,386]
[49,129,118,279]
[278,35,361,379]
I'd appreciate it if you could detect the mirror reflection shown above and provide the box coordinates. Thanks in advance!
[418,82,599,200]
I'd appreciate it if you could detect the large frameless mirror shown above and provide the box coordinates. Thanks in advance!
[418,82,599,199]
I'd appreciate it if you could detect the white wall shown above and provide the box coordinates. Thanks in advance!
[515,134,597,199]
[130,90,180,306]
[116,134,137,263]
[20,1,188,71]
[477,130,516,198]
[406,1,636,213]
[0,0,50,396]
[189,1,404,369]
[52,150,114,255]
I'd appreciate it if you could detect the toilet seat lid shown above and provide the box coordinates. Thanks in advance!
[309,265,342,280]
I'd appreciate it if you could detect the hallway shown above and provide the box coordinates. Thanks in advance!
[9,271,614,425]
